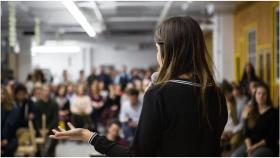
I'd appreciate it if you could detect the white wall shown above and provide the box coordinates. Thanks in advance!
[32,35,157,83]
[213,13,234,82]
[91,35,157,70]
[17,34,32,82]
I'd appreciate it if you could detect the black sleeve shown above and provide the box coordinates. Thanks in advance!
[90,88,162,156]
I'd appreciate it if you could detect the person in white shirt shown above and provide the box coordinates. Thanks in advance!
[119,88,142,143]
[221,81,248,150]
[232,84,248,134]
[220,81,238,150]
[70,84,92,128]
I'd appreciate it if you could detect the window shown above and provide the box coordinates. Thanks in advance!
[248,29,256,67]
[276,8,279,81]
[236,57,240,80]
[259,54,264,81]
[267,53,271,86]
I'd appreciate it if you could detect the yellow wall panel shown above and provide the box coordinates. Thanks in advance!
[234,1,279,107]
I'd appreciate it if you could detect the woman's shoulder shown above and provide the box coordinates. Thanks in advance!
[145,83,170,96]
[265,107,279,117]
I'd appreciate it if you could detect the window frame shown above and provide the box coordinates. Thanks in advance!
[248,29,257,68]
[275,7,280,83]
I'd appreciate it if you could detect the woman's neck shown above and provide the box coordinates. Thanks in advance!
[258,105,270,114]
[178,73,193,79]
[106,134,116,141]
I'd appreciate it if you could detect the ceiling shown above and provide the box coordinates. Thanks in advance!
[1,1,241,37]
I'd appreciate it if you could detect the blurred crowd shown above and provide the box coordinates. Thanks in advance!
[1,65,155,156]
[1,63,279,157]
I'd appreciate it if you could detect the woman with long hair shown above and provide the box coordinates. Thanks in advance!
[55,84,71,129]
[1,86,16,156]
[89,80,104,131]
[232,82,279,157]
[50,16,228,156]
[240,63,259,97]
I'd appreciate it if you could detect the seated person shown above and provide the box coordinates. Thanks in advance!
[231,82,279,157]
[1,86,16,157]
[89,80,104,131]
[101,84,121,123]
[2,84,37,156]
[220,81,241,151]
[35,84,59,156]
[70,84,92,129]
[55,84,71,129]
[105,120,128,147]
[119,88,142,143]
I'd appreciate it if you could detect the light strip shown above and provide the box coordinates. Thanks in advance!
[31,46,81,54]
[62,1,96,37]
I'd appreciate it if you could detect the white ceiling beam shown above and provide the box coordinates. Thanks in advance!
[62,1,96,37]
[89,1,105,23]
[156,1,173,27]
[107,17,158,23]
[97,2,165,9]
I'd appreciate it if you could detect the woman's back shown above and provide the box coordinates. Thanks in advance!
[130,79,228,156]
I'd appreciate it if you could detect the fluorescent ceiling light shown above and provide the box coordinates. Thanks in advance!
[62,1,96,37]
[31,46,81,54]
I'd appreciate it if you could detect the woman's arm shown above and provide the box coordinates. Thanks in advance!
[251,139,266,149]
[245,138,252,149]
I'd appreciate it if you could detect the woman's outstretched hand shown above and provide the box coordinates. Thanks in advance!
[49,122,94,142]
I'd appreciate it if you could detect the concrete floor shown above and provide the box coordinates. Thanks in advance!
[55,141,103,157]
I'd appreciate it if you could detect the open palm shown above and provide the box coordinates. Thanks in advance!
[49,122,93,142]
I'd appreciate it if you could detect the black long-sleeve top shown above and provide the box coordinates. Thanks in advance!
[244,108,279,155]
[90,79,228,156]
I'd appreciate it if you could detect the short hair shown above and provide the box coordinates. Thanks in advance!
[106,119,121,128]
[126,88,139,96]
[14,84,28,95]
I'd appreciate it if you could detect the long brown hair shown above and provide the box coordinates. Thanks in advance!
[154,16,217,127]
[1,85,14,111]
[247,82,273,128]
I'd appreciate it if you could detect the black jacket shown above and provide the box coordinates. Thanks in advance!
[90,79,228,156]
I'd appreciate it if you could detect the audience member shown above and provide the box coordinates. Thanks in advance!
[98,66,111,90]
[70,84,92,129]
[240,63,259,97]
[55,84,71,129]
[35,84,59,156]
[101,84,121,123]
[231,82,279,157]
[220,81,241,151]
[105,120,128,147]
[87,67,97,86]
[77,70,87,86]
[89,80,104,131]
[119,88,142,143]
[1,86,16,157]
